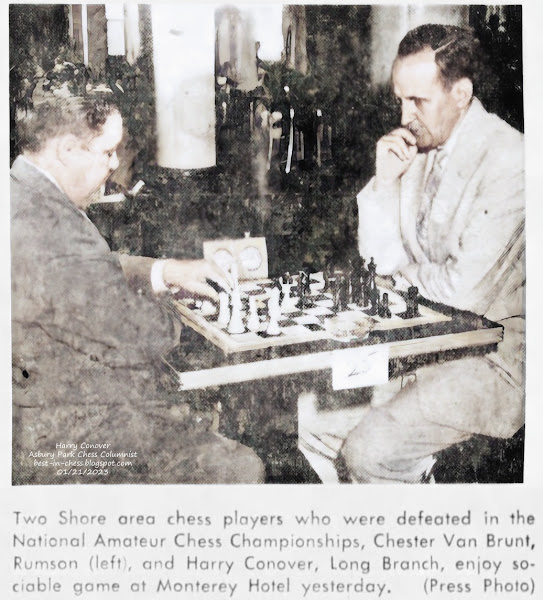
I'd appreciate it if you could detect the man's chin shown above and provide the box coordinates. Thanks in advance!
[414,135,436,153]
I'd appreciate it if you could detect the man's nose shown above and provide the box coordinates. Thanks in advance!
[401,100,417,126]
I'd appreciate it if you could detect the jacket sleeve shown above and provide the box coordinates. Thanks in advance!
[36,223,181,369]
[117,253,158,294]
[357,177,411,275]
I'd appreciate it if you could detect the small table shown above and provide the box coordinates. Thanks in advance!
[165,290,503,483]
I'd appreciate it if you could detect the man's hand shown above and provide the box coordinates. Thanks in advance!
[375,127,418,190]
[162,259,231,302]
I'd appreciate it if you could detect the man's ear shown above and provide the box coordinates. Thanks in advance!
[452,77,473,109]
[56,134,80,166]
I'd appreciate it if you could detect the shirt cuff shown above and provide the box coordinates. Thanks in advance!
[151,259,170,293]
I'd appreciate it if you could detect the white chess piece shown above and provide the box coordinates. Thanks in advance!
[247,296,260,332]
[281,281,293,312]
[266,287,281,336]
[228,288,245,334]
[217,291,230,328]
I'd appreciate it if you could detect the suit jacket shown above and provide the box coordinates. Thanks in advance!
[357,98,525,437]
[11,157,182,483]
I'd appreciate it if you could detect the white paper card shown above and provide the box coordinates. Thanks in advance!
[332,345,389,390]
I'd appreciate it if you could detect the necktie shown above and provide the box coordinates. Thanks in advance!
[416,148,446,254]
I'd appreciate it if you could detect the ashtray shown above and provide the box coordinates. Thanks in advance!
[325,312,375,342]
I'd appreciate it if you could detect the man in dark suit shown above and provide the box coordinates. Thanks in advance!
[11,92,264,484]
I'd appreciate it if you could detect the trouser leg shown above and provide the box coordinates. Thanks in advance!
[340,379,471,484]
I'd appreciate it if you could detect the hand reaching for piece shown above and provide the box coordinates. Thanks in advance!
[162,258,231,302]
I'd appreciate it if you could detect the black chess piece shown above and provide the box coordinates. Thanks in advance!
[272,277,284,304]
[323,268,330,293]
[298,270,310,309]
[406,286,420,318]
[338,273,350,311]
[368,287,379,316]
[326,275,337,311]
[349,256,363,305]
[368,257,376,278]
[407,285,420,318]
[366,258,379,315]
[378,292,392,318]
[361,264,369,306]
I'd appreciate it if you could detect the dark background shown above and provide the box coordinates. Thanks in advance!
[9,4,523,275]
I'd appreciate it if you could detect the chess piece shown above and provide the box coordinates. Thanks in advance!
[323,266,330,293]
[247,296,260,332]
[361,259,369,306]
[217,291,230,328]
[350,256,363,305]
[266,287,281,336]
[368,288,379,316]
[298,270,310,309]
[302,271,311,295]
[228,288,245,334]
[368,257,376,278]
[368,267,379,315]
[406,286,420,318]
[338,273,350,311]
[328,275,339,311]
[378,292,392,318]
[280,277,293,312]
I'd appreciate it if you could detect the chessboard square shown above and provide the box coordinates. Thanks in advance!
[311,294,330,301]
[280,325,314,336]
[304,322,326,331]
[257,330,285,338]
[304,306,334,316]
[294,314,321,326]
[246,288,266,296]
[314,299,335,309]
[281,305,300,314]
[278,318,298,327]
[287,310,304,318]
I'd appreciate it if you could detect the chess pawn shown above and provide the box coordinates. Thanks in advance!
[378,292,392,319]
[280,280,292,312]
[217,291,230,328]
[228,289,245,334]
[282,271,293,286]
[266,287,281,336]
[247,296,260,332]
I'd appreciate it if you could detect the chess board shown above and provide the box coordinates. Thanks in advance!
[173,273,451,354]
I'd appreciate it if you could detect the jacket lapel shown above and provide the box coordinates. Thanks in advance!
[426,99,492,258]
[400,152,430,264]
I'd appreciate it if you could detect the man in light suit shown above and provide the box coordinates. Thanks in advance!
[340,24,524,483]
[11,92,264,484]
